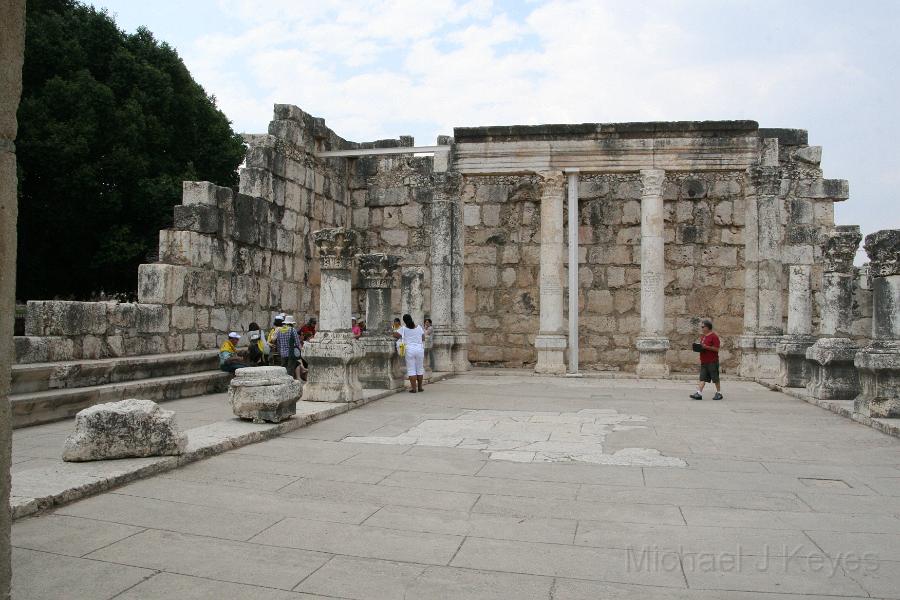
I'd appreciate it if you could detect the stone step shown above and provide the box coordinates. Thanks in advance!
[11,350,219,395]
[10,370,231,429]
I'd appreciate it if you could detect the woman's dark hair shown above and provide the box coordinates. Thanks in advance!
[393,317,401,324]
[701,319,713,330]
[424,318,432,325]
[402,313,415,329]
[249,322,260,331]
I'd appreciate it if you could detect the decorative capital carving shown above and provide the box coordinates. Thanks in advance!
[357,253,401,288]
[822,225,862,273]
[864,229,900,277]
[640,169,665,198]
[536,170,565,199]
[313,228,361,270]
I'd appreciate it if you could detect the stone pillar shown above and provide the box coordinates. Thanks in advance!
[0,2,25,595]
[806,225,863,400]
[430,173,455,371]
[534,171,568,374]
[739,166,784,379]
[303,228,366,402]
[854,229,900,417]
[357,253,404,390]
[636,169,669,377]
[566,169,580,375]
[776,265,816,387]
[401,266,426,325]
[450,193,470,372]
[402,266,431,376]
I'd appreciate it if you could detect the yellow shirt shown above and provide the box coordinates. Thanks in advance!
[220,340,237,354]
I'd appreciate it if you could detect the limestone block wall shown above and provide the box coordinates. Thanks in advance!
[461,160,841,373]
[17,300,172,363]
[350,151,436,318]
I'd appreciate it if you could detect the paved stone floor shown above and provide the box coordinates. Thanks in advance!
[10,373,900,599]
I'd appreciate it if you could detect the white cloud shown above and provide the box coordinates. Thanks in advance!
[174,0,897,251]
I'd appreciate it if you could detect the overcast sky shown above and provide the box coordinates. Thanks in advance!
[90,0,899,262]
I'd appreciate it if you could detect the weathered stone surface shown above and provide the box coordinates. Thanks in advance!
[303,332,365,402]
[62,399,187,462]
[229,366,301,424]
[864,229,900,278]
[806,338,860,400]
[822,225,861,273]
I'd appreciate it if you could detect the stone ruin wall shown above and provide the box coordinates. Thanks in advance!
[16,105,354,363]
[15,104,873,376]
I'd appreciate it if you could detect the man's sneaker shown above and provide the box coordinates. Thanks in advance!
[712,393,724,401]
[689,392,703,400]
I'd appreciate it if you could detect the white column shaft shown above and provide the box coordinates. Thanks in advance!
[539,174,565,334]
[787,265,812,336]
[639,169,665,337]
[567,171,579,374]
[319,270,350,332]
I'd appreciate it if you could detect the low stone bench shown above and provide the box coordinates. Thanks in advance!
[229,366,301,424]
[62,398,187,462]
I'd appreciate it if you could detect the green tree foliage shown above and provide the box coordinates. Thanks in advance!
[17,0,246,299]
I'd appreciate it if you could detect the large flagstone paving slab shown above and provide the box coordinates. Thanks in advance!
[10,373,900,599]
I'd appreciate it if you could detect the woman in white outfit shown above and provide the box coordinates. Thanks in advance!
[394,313,426,393]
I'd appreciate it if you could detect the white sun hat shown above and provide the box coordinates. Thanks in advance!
[228,332,241,339]
[284,315,297,325]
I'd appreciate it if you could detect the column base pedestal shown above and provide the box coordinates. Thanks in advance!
[303,332,365,402]
[854,341,900,418]
[739,335,782,380]
[635,336,670,378]
[451,333,471,373]
[534,333,567,375]
[805,337,860,401]
[358,336,405,390]
[432,331,454,372]
[776,335,817,388]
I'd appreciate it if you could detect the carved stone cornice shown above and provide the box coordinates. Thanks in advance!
[314,228,361,270]
[822,225,862,274]
[864,229,900,277]
[357,253,401,289]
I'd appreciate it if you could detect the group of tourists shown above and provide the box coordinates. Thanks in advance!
[218,313,317,380]
[218,311,435,392]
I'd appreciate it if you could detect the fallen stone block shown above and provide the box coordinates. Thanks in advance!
[229,366,302,423]
[62,399,187,462]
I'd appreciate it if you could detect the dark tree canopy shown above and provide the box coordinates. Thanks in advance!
[16,0,246,300]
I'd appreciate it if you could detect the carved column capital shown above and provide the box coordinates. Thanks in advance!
[639,169,665,198]
[536,170,566,196]
[357,253,401,289]
[864,229,900,277]
[314,228,361,270]
[822,225,862,273]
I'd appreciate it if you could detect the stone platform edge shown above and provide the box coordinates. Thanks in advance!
[758,380,900,439]
[11,372,454,520]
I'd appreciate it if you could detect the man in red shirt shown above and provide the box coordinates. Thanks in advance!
[690,319,723,400]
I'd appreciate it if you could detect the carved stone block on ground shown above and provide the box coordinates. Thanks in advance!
[229,366,301,424]
[62,399,187,462]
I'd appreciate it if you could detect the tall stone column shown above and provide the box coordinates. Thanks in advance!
[357,253,404,390]
[776,266,816,387]
[636,169,669,377]
[304,228,365,402]
[854,229,900,417]
[450,193,470,372]
[806,225,863,400]
[430,173,455,371]
[534,171,567,374]
[740,166,784,379]
[402,266,432,375]
[0,2,26,594]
